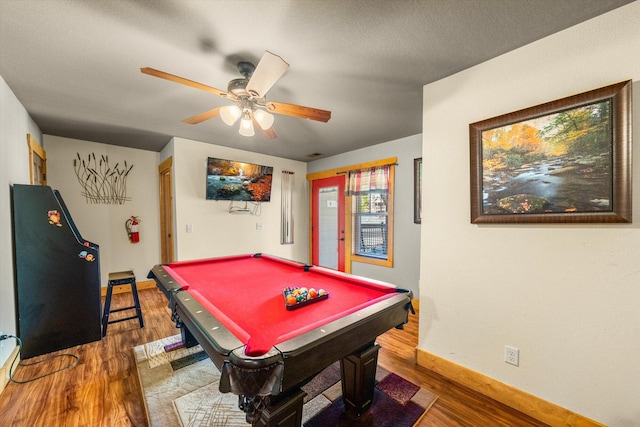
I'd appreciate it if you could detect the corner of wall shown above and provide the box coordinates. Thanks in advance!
[0,344,19,395]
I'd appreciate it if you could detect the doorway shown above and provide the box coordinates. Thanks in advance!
[27,134,47,185]
[311,175,345,271]
[158,157,174,264]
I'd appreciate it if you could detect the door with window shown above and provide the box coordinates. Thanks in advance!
[311,175,345,271]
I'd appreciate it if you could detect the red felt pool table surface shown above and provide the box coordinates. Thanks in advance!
[165,253,397,356]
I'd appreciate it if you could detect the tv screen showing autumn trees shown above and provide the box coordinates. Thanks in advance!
[206,158,273,202]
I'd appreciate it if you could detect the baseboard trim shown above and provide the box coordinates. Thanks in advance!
[0,344,20,396]
[416,349,605,427]
[101,279,157,296]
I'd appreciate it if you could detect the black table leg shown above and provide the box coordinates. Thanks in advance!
[241,389,306,427]
[340,342,380,417]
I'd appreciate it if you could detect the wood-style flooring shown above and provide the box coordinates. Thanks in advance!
[0,288,547,426]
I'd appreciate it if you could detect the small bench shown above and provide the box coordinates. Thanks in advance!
[102,270,144,337]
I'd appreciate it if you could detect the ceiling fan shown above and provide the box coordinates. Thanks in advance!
[141,51,331,139]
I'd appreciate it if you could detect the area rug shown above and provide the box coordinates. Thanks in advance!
[135,335,437,426]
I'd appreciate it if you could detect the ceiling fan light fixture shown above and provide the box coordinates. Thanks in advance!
[253,109,275,130]
[220,105,242,126]
[239,112,255,137]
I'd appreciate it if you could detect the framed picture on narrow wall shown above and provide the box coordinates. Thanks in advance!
[469,80,632,224]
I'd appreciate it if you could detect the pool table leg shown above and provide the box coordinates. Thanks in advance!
[249,388,306,427]
[340,342,380,417]
[179,324,200,348]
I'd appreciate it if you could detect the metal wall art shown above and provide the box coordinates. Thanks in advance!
[74,153,134,204]
[414,158,422,224]
[281,170,294,244]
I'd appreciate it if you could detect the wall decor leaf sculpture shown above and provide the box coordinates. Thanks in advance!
[74,152,134,204]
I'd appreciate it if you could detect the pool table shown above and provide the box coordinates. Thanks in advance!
[148,253,413,426]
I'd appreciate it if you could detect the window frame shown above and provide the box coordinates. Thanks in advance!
[349,164,394,268]
[352,191,389,258]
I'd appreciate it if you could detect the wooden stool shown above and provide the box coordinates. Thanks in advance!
[102,270,144,337]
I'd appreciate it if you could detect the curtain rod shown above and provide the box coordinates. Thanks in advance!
[336,162,398,175]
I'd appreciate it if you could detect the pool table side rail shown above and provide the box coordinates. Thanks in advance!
[147,264,247,356]
[272,291,412,391]
[308,264,402,292]
[167,252,312,272]
[165,253,257,268]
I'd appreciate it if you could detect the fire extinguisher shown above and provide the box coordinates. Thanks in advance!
[125,216,140,243]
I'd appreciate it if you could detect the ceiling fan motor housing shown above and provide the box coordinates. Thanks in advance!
[228,78,250,97]
[237,61,255,78]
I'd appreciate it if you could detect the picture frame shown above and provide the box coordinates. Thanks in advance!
[470,80,632,224]
[414,157,422,224]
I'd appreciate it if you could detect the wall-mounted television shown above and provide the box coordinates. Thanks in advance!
[206,157,273,202]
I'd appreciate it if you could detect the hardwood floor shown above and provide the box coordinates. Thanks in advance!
[0,289,547,426]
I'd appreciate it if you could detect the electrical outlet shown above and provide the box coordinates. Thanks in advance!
[505,345,519,366]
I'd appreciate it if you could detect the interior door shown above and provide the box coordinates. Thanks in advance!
[158,157,174,264]
[311,175,345,271]
[27,134,47,185]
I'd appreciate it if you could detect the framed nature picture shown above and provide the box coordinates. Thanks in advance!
[470,80,632,224]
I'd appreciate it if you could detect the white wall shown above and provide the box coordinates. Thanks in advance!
[420,3,640,426]
[44,135,161,286]
[0,76,42,371]
[308,134,422,297]
[172,137,309,263]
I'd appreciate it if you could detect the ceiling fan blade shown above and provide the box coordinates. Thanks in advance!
[182,107,221,124]
[252,116,278,140]
[267,101,331,123]
[141,67,229,98]
[246,51,290,98]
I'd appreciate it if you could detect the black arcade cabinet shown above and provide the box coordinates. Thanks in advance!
[11,184,102,359]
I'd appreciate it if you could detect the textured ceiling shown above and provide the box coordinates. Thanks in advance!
[0,0,633,161]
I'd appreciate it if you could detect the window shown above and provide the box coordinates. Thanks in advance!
[347,164,394,267]
[353,190,388,258]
